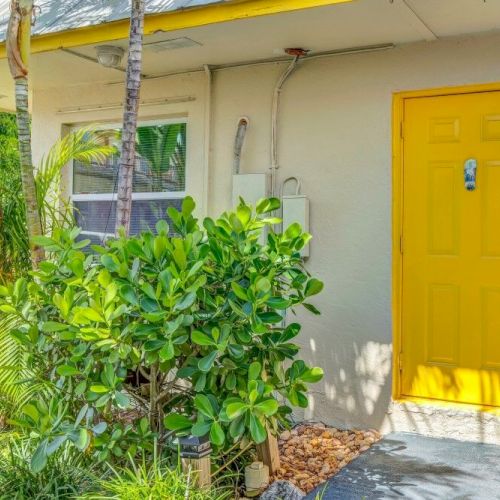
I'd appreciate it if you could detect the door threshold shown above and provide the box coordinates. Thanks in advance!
[394,395,500,415]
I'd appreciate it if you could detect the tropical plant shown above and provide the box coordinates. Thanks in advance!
[115,0,146,235]
[0,112,30,281]
[0,197,323,469]
[0,431,98,499]
[0,129,115,415]
[78,452,232,500]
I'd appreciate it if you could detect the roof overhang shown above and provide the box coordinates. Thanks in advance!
[0,0,352,59]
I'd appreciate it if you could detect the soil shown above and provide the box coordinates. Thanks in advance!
[273,423,382,494]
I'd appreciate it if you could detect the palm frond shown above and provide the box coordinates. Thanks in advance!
[36,127,117,233]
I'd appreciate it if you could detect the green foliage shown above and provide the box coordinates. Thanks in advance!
[0,432,98,499]
[0,197,323,470]
[78,454,232,500]
[0,127,115,416]
[0,112,29,280]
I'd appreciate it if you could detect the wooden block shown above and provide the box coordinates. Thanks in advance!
[257,432,281,476]
[181,456,212,489]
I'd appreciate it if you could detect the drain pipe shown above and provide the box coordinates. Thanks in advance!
[270,48,308,197]
[233,117,249,174]
[203,64,212,214]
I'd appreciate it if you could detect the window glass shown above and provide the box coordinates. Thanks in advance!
[71,121,187,243]
[73,123,186,194]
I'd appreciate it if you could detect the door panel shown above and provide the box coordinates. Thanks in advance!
[401,91,500,407]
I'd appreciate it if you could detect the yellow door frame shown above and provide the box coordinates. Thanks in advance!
[392,81,500,405]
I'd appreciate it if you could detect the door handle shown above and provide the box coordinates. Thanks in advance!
[464,158,477,191]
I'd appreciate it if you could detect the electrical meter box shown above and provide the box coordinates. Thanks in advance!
[282,194,310,258]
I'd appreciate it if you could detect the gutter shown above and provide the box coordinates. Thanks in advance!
[0,0,353,59]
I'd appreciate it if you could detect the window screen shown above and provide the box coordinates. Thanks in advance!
[71,121,186,242]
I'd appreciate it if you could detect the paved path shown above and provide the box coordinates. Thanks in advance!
[305,432,500,499]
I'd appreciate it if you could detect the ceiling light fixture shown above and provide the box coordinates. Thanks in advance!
[96,45,125,68]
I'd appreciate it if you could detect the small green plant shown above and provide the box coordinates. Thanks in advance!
[0,432,98,499]
[78,454,232,500]
[0,197,324,470]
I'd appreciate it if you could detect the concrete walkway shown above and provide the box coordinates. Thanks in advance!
[305,432,500,499]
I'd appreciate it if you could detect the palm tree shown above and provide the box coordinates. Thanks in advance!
[115,0,146,236]
[6,0,44,266]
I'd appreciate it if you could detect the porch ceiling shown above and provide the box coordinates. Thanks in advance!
[1,0,499,111]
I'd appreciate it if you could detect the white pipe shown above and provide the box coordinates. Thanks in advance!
[233,117,249,174]
[203,64,212,216]
[271,55,299,198]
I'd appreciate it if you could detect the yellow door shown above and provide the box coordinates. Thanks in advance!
[401,91,500,407]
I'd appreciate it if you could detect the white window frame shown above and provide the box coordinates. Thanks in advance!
[70,117,187,240]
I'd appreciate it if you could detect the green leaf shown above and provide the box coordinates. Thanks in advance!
[248,361,261,381]
[266,297,290,310]
[90,385,110,393]
[258,312,283,324]
[174,292,196,311]
[41,321,68,332]
[101,254,120,273]
[303,302,321,315]
[156,219,170,235]
[192,420,212,437]
[115,391,130,409]
[182,196,196,216]
[226,401,247,420]
[31,441,48,473]
[249,414,267,444]
[191,330,215,346]
[75,428,90,451]
[256,197,280,214]
[56,365,80,377]
[305,278,324,297]
[231,282,248,301]
[300,367,324,383]
[120,285,139,306]
[194,394,215,419]
[254,399,279,417]
[210,421,225,446]
[285,222,302,239]
[159,341,175,361]
[164,414,192,431]
[198,350,218,372]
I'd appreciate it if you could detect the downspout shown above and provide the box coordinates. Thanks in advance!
[270,48,308,197]
[203,64,212,215]
[233,117,249,174]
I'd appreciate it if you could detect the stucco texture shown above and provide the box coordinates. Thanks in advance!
[32,32,500,443]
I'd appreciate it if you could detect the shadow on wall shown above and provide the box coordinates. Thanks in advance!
[298,339,393,430]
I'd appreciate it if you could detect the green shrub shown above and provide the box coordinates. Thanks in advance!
[0,432,98,499]
[78,454,232,500]
[0,197,323,469]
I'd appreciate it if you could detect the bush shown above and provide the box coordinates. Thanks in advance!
[78,454,232,500]
[0,198,323,469]
[0,432,98,499]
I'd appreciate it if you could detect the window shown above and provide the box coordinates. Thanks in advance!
[71,120,187,244]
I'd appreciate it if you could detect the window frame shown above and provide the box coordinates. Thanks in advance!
[70,117,188,240]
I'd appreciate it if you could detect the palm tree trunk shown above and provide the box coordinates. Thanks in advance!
[115,0,145,236]
[6,0,44,266]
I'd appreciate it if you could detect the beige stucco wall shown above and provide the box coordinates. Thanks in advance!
[32,31,500,443]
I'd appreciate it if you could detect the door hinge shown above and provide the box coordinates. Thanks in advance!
[399,235,404,254]
[398,353,404,371]
[400,121,404,140]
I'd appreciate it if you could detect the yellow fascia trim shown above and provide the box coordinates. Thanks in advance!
[391,80,500,404]
[0,0,352,59]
